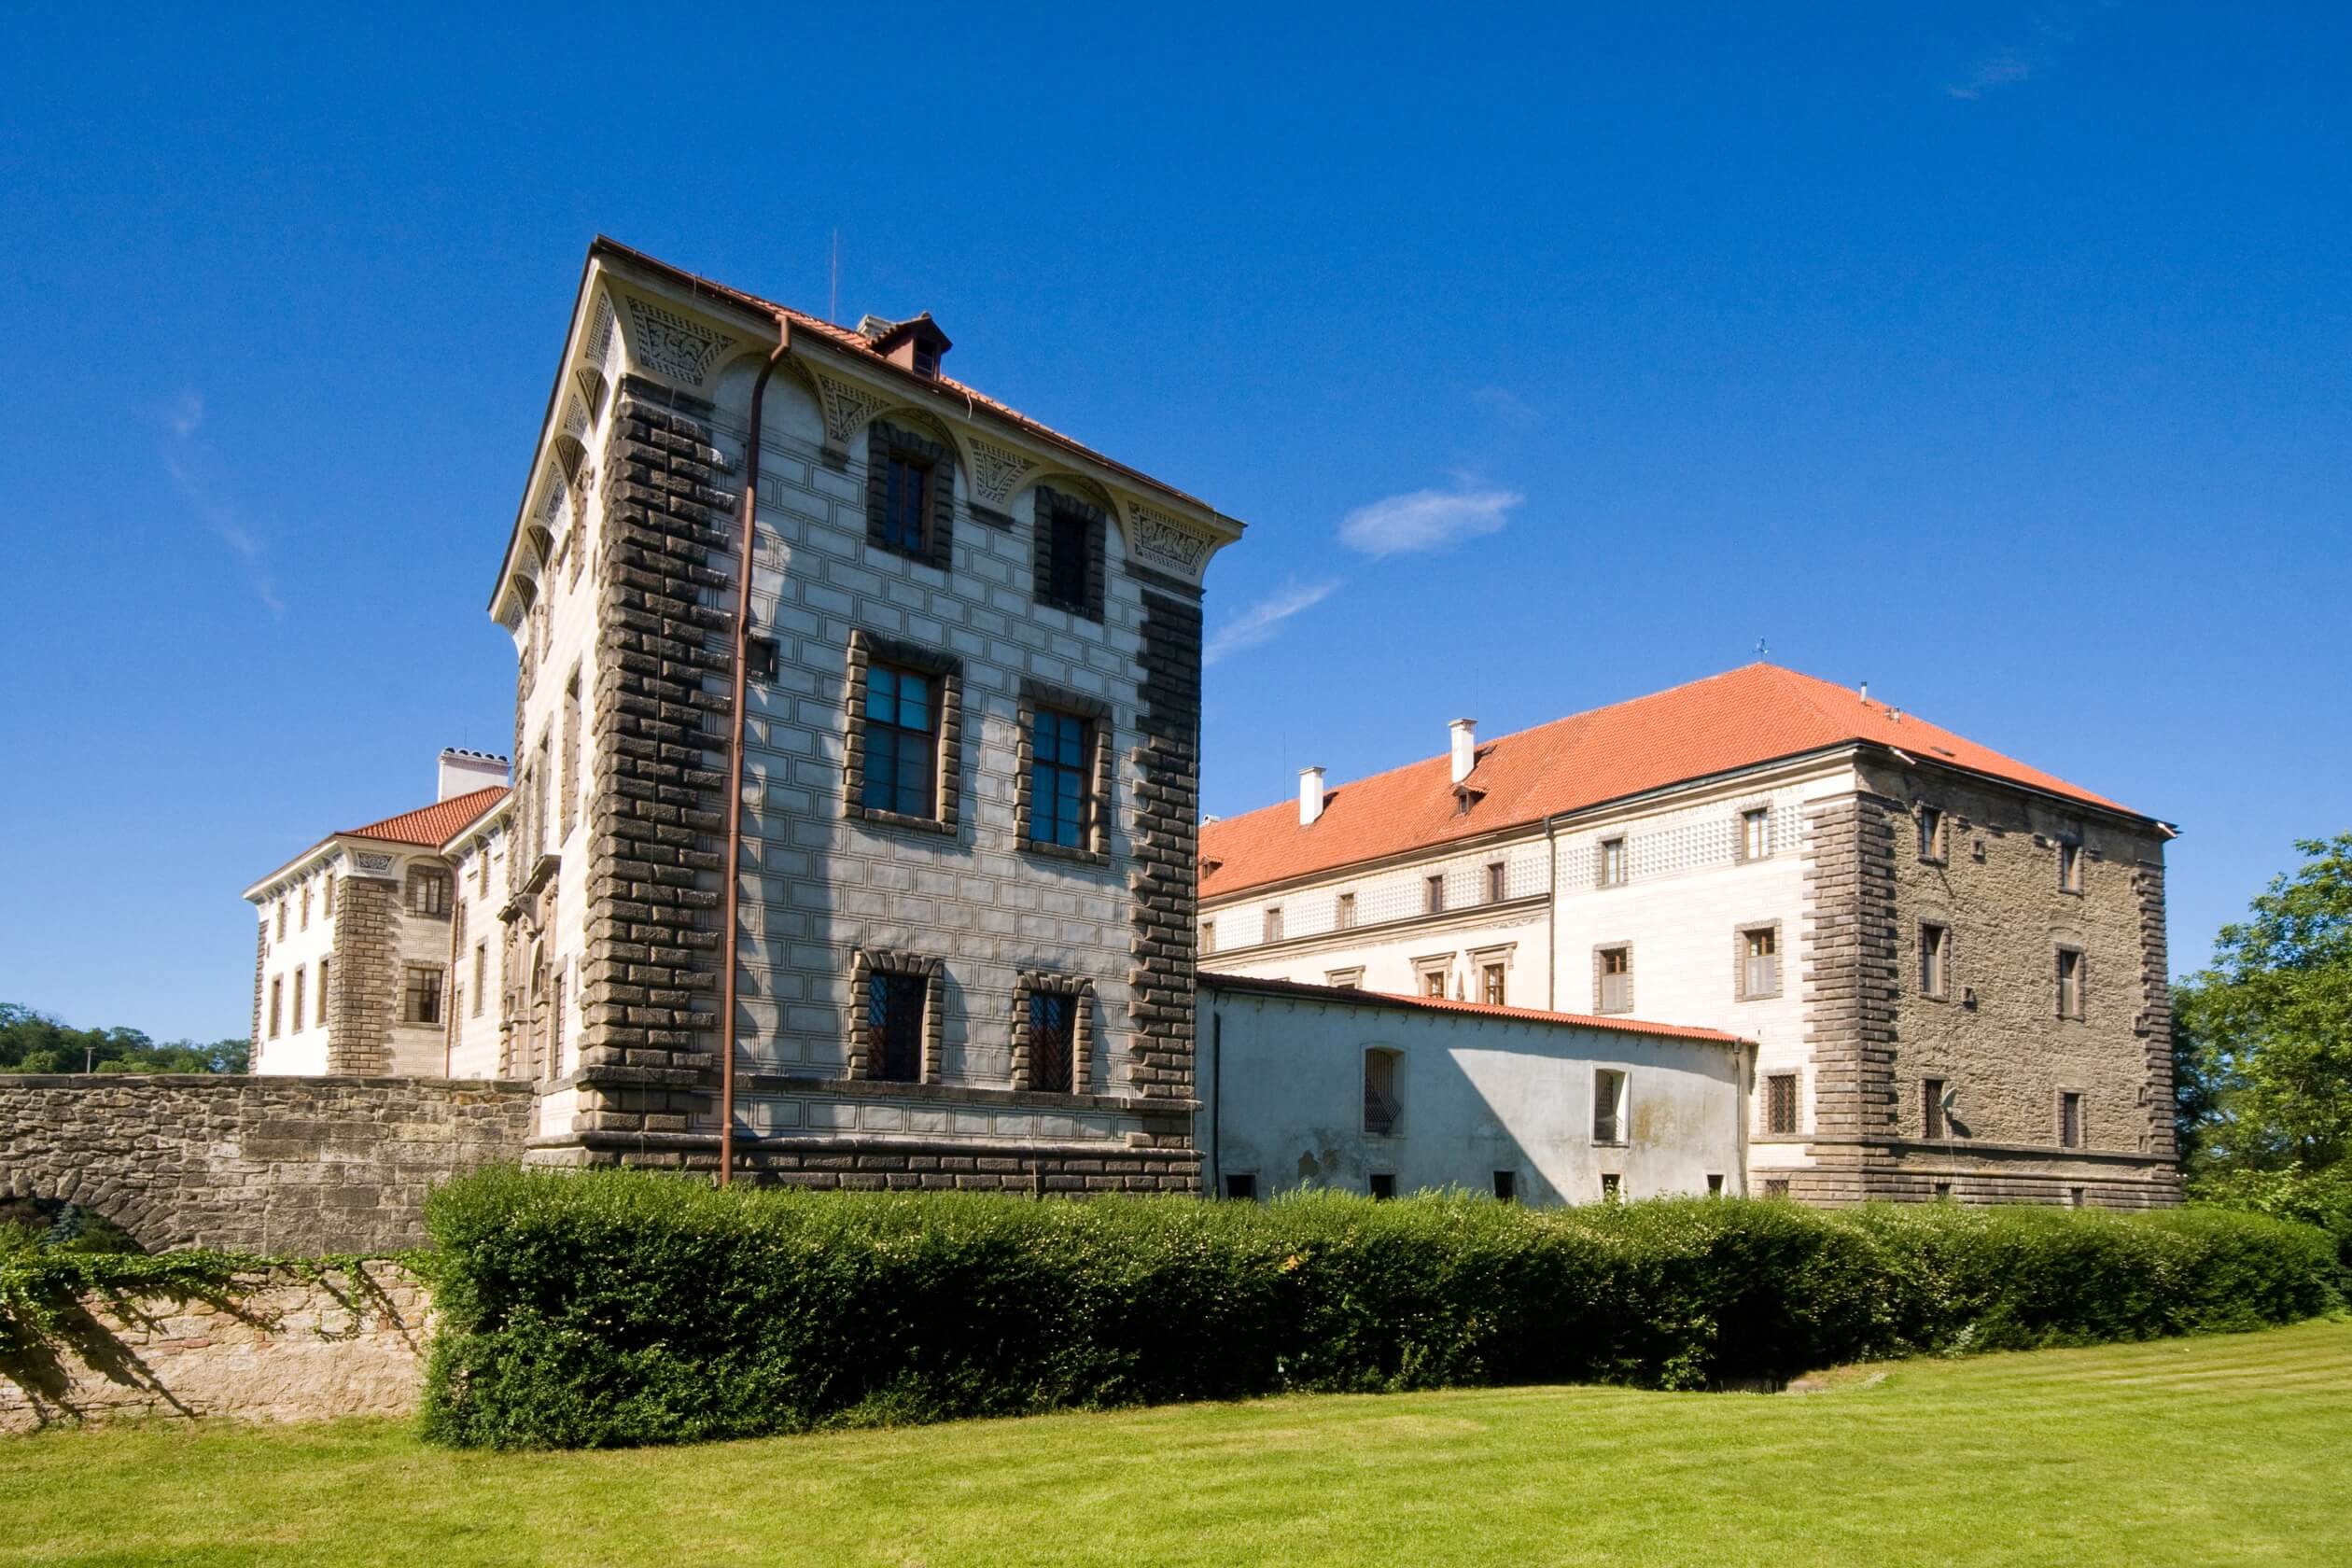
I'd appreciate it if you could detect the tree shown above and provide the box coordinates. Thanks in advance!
[0,1003,247,1075]
[2173,833,2352,1274]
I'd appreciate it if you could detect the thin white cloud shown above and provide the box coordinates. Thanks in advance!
[1204,579,1340,666]
[161,391,284,615]
[1338,485,1522,558]
[1945,49,2035,100]
[1473,386,1540,431]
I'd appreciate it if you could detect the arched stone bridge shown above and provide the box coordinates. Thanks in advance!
[0,1076,535,1254]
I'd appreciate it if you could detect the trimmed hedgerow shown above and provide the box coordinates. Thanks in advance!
[416,1169,2339,1449]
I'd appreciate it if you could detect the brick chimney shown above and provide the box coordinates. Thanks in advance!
[1299,766,1326,826]
[1449,719,1477,785]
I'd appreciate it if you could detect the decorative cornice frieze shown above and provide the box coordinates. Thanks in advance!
[620,294,738,387]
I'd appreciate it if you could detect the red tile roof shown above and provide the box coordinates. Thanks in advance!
[1201,663,2149,901]
[1201,972,1748,1047]
[590,238,1217,512]
[341,787,509,849]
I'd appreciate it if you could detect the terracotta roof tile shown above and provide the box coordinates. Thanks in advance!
[341,787,509,848]
[1201,664,2147,901]
[1201,971,1747,1046]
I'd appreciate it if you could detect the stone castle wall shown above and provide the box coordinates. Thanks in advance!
[1,1263,427,1434]
[0,1076,535,1254]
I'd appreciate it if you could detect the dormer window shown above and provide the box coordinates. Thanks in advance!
[871,313,953,379]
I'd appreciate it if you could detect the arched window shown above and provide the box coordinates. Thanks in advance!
[1363,1047,1403,1136]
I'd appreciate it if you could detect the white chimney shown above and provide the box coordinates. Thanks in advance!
[1298,766,1326,827]
[1449,719,1477,785]
[438,748,511,801]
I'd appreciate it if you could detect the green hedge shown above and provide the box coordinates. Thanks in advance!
[417,1169,2340,1449]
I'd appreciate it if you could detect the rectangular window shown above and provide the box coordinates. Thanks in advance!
[1597,836,1627,888]
[478,846,491,894]
[1600,1172,1621,1202]
[1766,1072,1798,1136]
[1486,861,1507,903]
[291,968,305,1031]
[1201,919,1217,954]
[1364,1050,1401,1135]
[316,959,329,1026]
[1492,1169,1517,1202]
[275,901,287,940]
[881,452,931,555]
[1326,968,1364,989]
[1919,922,1950,999]
[1923,1077,1948,1140]
[2068,1186,2086,1209]
[1480,962,1506,1006]
[2058,841,2084,893]
[1263,906,1284,944]
[861,665,939,819]
[1934,1182,1953,1201]
[2060,1091,2083,1149]
[1706,1173,1726,1197]
[868,972,927,1083]
[300,882,311,930]
[1918,805,1946,862]
[2057,948,2084,1018]
[268,977,283,1039]
[1336,891,1357,930]
[1597,945,1631,1013]
[1421,967,1448,999]
[403,967,443,1026]
[324,876,335,917]
[472,944,487,1015]
[1029,707,1091,849]
[1763,1178,1790,1199]
[1045,507,1092,609]
[411,870,451,917]
[1368,1173,1396,1200]
[1028,990,1074,1094]
[1593,1068,1627,1143]
[1741,925,1780,999]
[1740,807,1771,861]
[1424,874,1446,915]
[746,637,778,681]
[1224,1173,1258,1201]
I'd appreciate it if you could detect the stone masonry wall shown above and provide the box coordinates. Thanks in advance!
[327,875,400,1074]
[1866,759,2178,1205]
[0,1077,535,1253]
[2,1263,428,1434]
[1796,791,1900,1202]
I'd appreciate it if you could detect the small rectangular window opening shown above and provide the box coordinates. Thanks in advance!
[1600,1172,1621,1202]
[1593,1068,1628,1143]
[1763,1178,1790,1199]
[1597,836,1627,888]
[2068,1186,2087,1209]
[2060,1091,2083,1149]
[1597,945,1631,1013]
[315,959,329,1027]
[1924,1077,1948,1141]
[1492,1169,1517,1202]
[1263,906,1283,944]
[1046,507,1091,609]
[1336,891,1357,929]
[1368,1173,1396,1200]
[881,452,931,554]
[1224,1173,1258,1201]
[1741,807,1771,861]
[1424,874,1446,915]
[1920,922,1950,999]
[1421,967,1448,999]
[2058,840,2084,893]
[1918,805,1945,861]
[1486,861,1507,903]
[868,972,927,1083]
[2057,948,2084,1018]
[1364,1049,1402,1136]
[1705,1173,1725,1197]
[1767,1072,1798,1136]
[1743,925,1780,998]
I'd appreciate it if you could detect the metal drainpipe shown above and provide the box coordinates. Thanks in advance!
[1544,814,1561,1011]
[717,320,791,1189]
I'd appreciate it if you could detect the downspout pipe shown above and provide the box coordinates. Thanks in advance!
[718,318,791,1188]
[1544,813,1561,1011]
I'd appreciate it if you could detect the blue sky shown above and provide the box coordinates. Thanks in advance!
[2,5,2345,1041]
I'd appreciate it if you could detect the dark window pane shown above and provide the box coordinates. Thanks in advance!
[869,973,926,1082]
[1048,510,1090,607]
[1029,708,1090,848]
[862,665,939,819]
[883,455,929,553]
[1029,991,1074,1093]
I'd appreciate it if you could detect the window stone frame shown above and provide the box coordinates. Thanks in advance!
[1031,483,1108,622]
[1734,918,1784,1001]
[1595,834,1628,889]
[1015,679,1113,867]
[849,947,944,1084]
[842,628,964,837]
[1010,971,1096,1094]
[1733,803,1773,864]
[864,419,957,570]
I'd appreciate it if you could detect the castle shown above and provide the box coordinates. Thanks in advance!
[240,239,2177,1208]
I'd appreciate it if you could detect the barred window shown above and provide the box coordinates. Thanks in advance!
[1767,1072,1798,1135]
[862,665,939,819]
[1028,990,1075,1094]
[1029,707,1090,850]
[1364,1049,1402,1135]
[867,972,927,1083]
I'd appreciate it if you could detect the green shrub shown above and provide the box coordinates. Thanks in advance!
[418,1169,2340,1449]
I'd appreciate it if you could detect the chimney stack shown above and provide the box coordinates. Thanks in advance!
[1449,719,1477,785]
[438,748,511,802]
[1298,766,1326,827]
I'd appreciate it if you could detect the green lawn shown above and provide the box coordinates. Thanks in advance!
[5,1320,2348,1568]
